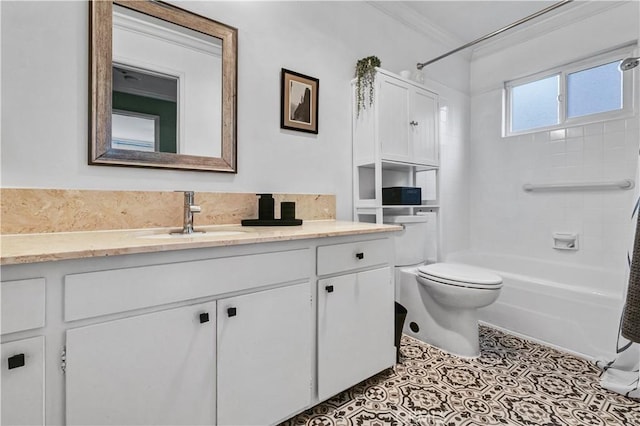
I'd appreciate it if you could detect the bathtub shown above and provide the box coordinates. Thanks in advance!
[447,251,626,360]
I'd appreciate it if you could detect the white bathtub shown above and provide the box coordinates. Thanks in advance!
[447,251,626,360]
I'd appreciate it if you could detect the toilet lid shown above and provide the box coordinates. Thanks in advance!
[417,263,502,289]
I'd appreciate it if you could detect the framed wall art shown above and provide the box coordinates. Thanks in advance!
[280,68,319,134]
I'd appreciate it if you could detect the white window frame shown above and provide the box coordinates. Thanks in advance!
[504,45,636,137]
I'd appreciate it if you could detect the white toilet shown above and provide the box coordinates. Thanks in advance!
[385,215,503,358]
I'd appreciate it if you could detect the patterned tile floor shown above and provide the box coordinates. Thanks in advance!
[282,327,640,426]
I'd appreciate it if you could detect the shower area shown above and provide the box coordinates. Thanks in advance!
[445,1,640,362]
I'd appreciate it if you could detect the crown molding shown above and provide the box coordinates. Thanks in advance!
[366,1,473,62]
[368,1,633,67]
[471,1,630,60]
[113,9,222,58]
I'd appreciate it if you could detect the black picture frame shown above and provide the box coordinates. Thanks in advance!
[280,68,319,134]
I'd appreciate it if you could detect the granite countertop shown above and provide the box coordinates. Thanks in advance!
[0,220,401,265]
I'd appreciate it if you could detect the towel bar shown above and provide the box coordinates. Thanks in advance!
[523,179,635,192]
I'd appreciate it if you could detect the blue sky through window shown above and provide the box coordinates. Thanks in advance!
[511,75,559,133]
[567,61,622,118]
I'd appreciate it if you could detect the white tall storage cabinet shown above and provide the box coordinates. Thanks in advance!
[352,68,440,226]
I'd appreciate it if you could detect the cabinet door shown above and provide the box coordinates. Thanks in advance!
[66,301,216,426]
[411,88,438,165]
[217,283,311,426]
[317,267,395,401]
[1,336,45,426]
[378,76,410,162]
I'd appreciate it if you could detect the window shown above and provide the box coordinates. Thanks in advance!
[112,111,159,152]
[567,61,622,118]
[511,74,560,132]
[505,46,634,136]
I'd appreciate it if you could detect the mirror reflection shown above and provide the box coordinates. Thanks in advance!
[112,65,178,153]
[112,4,222,158]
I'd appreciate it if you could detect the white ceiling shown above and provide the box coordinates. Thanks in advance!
[399,1,559,44]
[370,0,606,59]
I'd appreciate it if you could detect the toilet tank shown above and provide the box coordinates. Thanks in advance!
[384,215,429,266]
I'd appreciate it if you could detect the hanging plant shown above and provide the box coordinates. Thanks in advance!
[355,56,381,116]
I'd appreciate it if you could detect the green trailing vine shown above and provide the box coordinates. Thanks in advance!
[355,56,381,116]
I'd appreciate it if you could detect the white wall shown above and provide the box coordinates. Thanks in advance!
[467,2,639,281]
[0,0,470,225]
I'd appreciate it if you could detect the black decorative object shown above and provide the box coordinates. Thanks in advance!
[281,202,296,220]
[241,196,302,226]
[257,194,275,220]
[382,187,422,205]
[241,218,303,226]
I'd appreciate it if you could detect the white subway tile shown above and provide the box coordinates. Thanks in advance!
[549,129,566,140]
[566,137,584,152]
[566,152,583,167]
[626,117,640,130]
[603,147,626,164]
[583,134,603,152]
[533,131,549,143]
[549,140,566,154]
[550,153,567,168]
[604,132,625,150]
[604,119,627,134]
[583,122,603,136]
[567,127,584,138]
[582,161,604,180]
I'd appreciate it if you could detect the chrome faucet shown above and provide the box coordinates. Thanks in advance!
[179,191,201,234]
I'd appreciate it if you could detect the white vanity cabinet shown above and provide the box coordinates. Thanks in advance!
[1,337,46,426]
[316,239,395,401]
[1,278,47,426]
[217,283,311,425]
[0,226,398,425]
[65,301,217,426]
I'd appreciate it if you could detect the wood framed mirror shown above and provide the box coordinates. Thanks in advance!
[89,0,237,172]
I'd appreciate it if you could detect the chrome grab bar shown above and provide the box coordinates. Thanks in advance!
[522,179,635,192]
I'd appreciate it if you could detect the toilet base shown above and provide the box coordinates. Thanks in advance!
[395,267,490,358]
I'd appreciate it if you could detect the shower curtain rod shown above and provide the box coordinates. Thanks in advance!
[417,0,574,70]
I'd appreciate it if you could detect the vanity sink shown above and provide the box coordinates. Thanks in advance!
[139,230,247,239]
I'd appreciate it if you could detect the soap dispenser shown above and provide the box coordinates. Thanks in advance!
[257,193,275,220]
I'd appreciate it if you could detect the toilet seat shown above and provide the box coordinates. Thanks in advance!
[417,263,502,290]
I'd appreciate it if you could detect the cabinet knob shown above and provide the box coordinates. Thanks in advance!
[199,313,210,323]
[409,120,419,126]
[325,285,334,293]
[8,354,25,370]
[227,307,237,317]
[355,252,365,260]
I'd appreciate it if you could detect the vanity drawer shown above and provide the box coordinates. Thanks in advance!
[317,239,391,276]
[65,248,310,322]
[1,278,46,335]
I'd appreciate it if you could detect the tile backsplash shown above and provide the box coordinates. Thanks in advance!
[0,189,336,234]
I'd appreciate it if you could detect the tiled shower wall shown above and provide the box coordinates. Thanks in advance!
[470,86,639,282]
[466,2,640,290]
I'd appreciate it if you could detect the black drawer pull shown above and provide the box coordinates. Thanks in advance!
[325,285,334,293]
[199,313,209,323]
[227,307,237,317]
[8,354,25,370]
[355,252,364,260]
